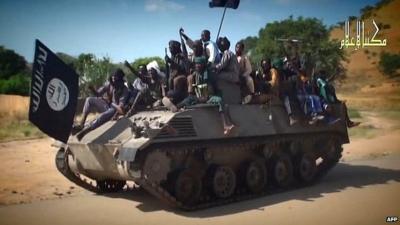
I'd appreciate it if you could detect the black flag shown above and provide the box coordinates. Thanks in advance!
[209,0,240,9]
[29,40,79,143]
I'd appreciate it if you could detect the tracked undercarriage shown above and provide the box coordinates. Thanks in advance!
[55,101,348,210]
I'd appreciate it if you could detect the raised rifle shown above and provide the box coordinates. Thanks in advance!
[179,29,191,75]
[180,30,188,60]
[124,60,137,76]
[164,48,170,90]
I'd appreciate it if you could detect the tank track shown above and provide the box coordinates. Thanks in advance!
[55,131,344,210]
[136,131,344,210]
[55,148,126,193]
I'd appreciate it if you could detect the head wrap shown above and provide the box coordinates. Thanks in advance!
[112,68,125,81]
[169,40,181,49]
[272,58,283,70]
[146,60,166,78]
[194,56,207,65]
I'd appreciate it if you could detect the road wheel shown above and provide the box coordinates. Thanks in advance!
[295,152,317,183]
[55,148,68,174]
[271,152,293,188]
[174,169,202,205]
[211,166,236,198]
[245,159,267,194]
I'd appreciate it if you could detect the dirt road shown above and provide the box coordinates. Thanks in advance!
[0,156,399,225]
[0,111,399,225]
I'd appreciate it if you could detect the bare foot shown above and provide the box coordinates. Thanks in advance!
[224,125,235,136]
[171,105,178,113]
[162,97,178,112]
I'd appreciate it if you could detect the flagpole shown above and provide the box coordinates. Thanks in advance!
[216,4,228,41]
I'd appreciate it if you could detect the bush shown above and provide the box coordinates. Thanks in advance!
[348,108,362,119]
[0,73,31,96]
[360,5,374,19]
[348,16,358,21]
[0,46,28,80]
[76,55,116,98]
[375,0,393,9]
[379,52,400,77]
[0,120,44,141]
[383,24,391,29]
[131,57,165,73]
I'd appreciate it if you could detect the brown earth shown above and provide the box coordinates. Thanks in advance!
[0,138,89,205]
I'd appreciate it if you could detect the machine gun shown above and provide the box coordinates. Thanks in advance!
[180,29,188,60]
[275,38,302,65]
[276,37,320,80]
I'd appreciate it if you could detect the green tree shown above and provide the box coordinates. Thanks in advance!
[241,36,258,56]
[56,52,78,69]
[375,0,393,9]
[379,52,400,77]
[0,46,28,80]
[76,53,116,98]
[0,73,30,96]
[241,16,346,80]
[0,46,30,95]
[67,54,166,98]
[360,5,374,19]
[131,56,165,72]
[348,16,358,21]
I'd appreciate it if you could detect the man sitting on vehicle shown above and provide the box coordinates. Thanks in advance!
[125,61,167,116]
[125,64,150,116]
[164,55,235,135]
[211,36,241,105]
[296,69,325,125]
[280,57,302,125]
[315,70,360,128]
[146,60,167,107]
[252,58,277,104]
[165,40,190,91]
[74,69,129,140]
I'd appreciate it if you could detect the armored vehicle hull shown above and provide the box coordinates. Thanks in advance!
[55,101,349,210]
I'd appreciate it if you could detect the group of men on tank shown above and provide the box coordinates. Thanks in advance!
[72,28,360,140]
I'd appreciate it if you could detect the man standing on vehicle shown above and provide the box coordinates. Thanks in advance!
[235,41,254,104]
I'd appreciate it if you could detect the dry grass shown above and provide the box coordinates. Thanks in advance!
[0,120,45,142]
[347,107,400,140]
[0,95,44,142]
[348,125,378,139]
[340,95,400,111]
[0,95,29,120]
[347,107,362,118]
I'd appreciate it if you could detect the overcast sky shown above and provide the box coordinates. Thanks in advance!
[0,0,378,63]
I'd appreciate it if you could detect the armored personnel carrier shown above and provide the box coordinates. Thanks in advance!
[55,100,348,210]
